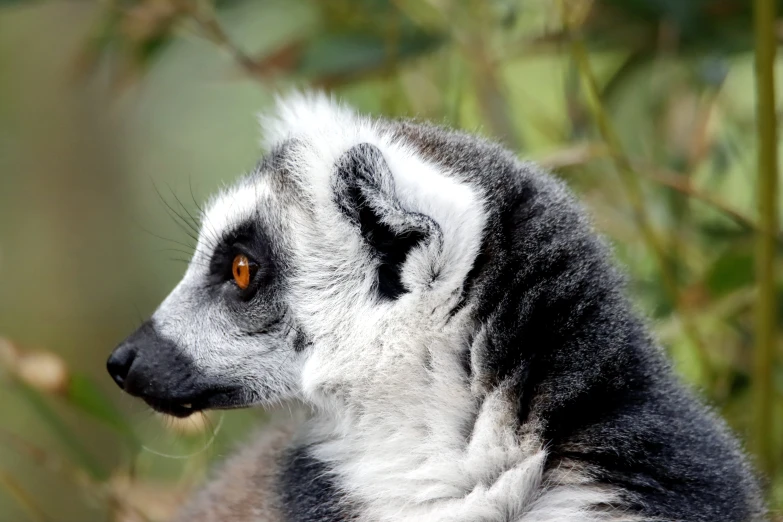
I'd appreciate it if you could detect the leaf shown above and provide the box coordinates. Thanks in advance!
[15,382,108,481]
[705,248,754,297]
[585,0,783,54]
[698,223,753,244]
[66,373,140,450]
[298,29,444,85]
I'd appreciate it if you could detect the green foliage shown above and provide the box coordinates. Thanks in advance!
[0,0,781,519]
[15,382,109,482]
[707,248,755,297]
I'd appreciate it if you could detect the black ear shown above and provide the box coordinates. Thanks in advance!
[334,143,438,300]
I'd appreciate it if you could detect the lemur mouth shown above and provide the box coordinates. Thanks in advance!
[142,397,201,418]
[108,320,252,418]
[140,387,247,418]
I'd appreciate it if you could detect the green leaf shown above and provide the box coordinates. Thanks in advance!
[298,30,444,83]
[66,373,139,450]
[15,382,108,481]
[706,249,754,297]
[587,0,783,53]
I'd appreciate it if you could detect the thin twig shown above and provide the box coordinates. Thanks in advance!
[642,168,758,233]
[187,1,260,77]
[538,144,769,238]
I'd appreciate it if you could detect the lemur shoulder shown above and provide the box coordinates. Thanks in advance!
[108,94,764,522]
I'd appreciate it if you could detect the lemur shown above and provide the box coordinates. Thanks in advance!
[107,94,764,521]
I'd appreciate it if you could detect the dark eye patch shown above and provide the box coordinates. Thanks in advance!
[207,221,276,297]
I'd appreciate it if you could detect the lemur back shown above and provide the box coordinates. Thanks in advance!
[109,95,764,522]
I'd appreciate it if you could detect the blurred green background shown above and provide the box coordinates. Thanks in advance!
[1,0,782,520]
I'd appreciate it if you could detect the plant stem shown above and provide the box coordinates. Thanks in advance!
[753,0,779,478]
[0,470,49,522]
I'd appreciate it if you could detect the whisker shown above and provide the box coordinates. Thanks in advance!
[141,413,225,460]
[151,178,200,243]
[274,344,296,373]
[132,302,145,326]
[187,177,222,251]
[168,257,203,267]
[136,222,196,252]
[166,182,202,235]
[188,176,205,215]
[157,248,198,259]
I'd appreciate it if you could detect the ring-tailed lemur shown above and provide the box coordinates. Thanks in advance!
[107,94,764,521]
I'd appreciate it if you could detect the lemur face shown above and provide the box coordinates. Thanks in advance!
[107,95,485,417]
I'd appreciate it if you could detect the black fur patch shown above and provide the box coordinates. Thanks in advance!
[335,143,430,300]
[293,328,312,353]
[348,180,425,299]
[279,445,358,522]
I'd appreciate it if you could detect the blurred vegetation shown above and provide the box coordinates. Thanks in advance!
[1,0,782,520]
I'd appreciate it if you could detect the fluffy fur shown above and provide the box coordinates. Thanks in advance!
[108,93,764,521]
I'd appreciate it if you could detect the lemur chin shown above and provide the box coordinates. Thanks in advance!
[108,93,764,522]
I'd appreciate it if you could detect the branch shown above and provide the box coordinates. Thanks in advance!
[642,168,758,233]
[538,144,782,244]
[183,2,270,81]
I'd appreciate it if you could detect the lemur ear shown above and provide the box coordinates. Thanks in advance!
[334,143,441,300]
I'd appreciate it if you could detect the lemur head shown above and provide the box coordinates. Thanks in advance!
[107,94,489,417]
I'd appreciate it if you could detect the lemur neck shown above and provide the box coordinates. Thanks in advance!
[304,328,537,520]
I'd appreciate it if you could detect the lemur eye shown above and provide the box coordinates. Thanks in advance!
[232,254,253,290]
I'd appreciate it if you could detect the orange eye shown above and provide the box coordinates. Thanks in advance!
[232,254,252,290]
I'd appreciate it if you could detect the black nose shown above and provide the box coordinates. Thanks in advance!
[107,342,136,390]
[106,321,228,418]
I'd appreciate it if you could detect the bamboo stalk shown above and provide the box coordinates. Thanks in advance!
[752,0,779,478]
